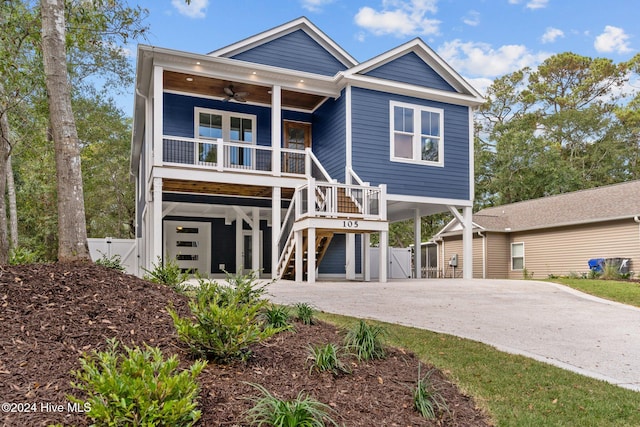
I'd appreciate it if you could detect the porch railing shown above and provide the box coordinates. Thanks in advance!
[162,136,313,176]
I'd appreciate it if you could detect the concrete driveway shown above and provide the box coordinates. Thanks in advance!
[267,278,640,392]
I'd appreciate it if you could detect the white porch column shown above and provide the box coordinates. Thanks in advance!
[152,177,163,264]
[271,187,281,279]
[236,212,243,273]
[307,227,316,284]
[414,209,422,279]
[463,206,473,279]
[152,66,163,167]
[252,207,260,273]
[363,233,371,282]
[379,230,388,283]
[295,230,303,282]
[271,85,281,176]
[346,234,356,280]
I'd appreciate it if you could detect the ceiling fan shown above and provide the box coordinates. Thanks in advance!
[223,84,248,102]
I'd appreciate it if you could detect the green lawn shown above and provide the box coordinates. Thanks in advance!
[319,313,640,427]
[547,278,640,308]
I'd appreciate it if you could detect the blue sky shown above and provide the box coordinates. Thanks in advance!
[123,0,637,113]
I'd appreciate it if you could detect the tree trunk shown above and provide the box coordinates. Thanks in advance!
[40,0,90,261]
[0,109,10,264]
[7,155,18,249]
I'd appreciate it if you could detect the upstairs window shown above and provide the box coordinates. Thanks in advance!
[390,101,443,166]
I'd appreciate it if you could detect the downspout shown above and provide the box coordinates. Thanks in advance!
[634,217,640,268]
[477,231,486,279]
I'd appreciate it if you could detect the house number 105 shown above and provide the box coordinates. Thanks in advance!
[343,220,359,228]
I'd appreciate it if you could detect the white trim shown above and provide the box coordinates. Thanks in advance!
[341,74,483,107]
[345,85,352,181]
[469,107,475,201]
[194,107,256,143]
[389,100,444,167]
[387,193,474,206]
[209,17,358,68]
[511,242,525,271]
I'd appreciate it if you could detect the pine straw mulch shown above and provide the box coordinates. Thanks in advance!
[0,262,492,426]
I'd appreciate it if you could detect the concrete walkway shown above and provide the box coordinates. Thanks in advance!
[267,278,640,392]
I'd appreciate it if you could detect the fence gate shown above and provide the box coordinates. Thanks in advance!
[88,238,137,275]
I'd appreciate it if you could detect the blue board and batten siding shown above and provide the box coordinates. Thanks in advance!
[351,87,470,200]
[229,30,348,76]
[364,52,455,92]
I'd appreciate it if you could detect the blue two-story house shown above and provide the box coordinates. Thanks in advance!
[131,17,484,282]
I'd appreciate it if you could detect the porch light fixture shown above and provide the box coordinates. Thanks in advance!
[299,79,304,83]
[186,77,194,82]
[196,61,201,65]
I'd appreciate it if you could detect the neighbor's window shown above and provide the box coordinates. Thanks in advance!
[511,242,524,270]
[391,101,443,165]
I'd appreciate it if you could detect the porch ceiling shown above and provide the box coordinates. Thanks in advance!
[164,71,327,111]
[162,178,295,199]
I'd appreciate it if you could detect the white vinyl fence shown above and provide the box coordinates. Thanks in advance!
[88,238,137,275]
[370,247,412,279]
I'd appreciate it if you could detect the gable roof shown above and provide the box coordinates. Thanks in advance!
[343,38,484,104]
[437,180,640,237]
[209,17,358,70]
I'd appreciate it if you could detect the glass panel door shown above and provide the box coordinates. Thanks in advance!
[283,121,311,174]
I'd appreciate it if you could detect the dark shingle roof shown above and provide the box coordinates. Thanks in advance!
[473,180,640,232]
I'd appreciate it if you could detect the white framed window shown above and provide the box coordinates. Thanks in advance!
[511,242,524,271]
[390,101,443,166]
[194,108,256,167]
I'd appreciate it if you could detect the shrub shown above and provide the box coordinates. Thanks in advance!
[307,343,350,375]
[95,251,125,272]
[245,383,339,427]
[263,304,292,329]
[344,320,387,361]
[169,273,282,362]
[9,246,40,265]
[294,302,317,325]
[69,338,206,426]
[143,256,190,290]
[413,367,448,420]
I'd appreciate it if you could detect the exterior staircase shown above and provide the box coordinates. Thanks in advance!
[275,167,388,281]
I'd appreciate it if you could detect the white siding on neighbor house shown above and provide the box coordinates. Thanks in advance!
[507,219,640,279]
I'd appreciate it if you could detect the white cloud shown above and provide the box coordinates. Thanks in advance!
[526,0,548,9]
[438,39,550,78]
[462,10,480,27]
[541,27,564,44]
[594,25,633,54]
[354,0,440,37]
[300,0,334,12]
[171,0,208,19]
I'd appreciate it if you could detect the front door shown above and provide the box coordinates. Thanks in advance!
[283,121,311,174]
[241,230,263,274]
[164,220,210,275]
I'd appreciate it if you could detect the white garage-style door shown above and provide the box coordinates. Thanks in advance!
[164,220,211,275]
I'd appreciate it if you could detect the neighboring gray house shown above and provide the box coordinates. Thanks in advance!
[131,17,484,282]
[432,180,640,279]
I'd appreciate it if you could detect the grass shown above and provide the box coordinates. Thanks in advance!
[547,278,640,308]
[319,312,640,427]
[245,383,339,427]
[307,343,350,375]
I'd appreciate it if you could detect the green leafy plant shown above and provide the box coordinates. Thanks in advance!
[9,246,40,265]
[307,343,350,375]
[344,320,387,361]
[245,383,339,427]
[413,366,449,420]
[169,273,282,362]
[143,256,190,290]
[69,338,206,426]
[263,304,292,329]
[94,251,125,272]
[294,302,317,325]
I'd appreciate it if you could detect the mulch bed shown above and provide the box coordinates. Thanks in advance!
[0,262,492,426]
